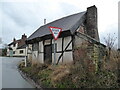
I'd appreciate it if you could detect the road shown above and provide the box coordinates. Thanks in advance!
[1,57,34,88]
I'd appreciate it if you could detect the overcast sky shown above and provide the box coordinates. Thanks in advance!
[0,0,119,48]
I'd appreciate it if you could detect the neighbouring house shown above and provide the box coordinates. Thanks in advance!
[7,34,27,57]
[26,5,106,65]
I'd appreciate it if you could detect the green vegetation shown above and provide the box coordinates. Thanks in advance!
[19,62,53,88]
[19,58,119,88]
[18,33,120,88]
[1,48,7,56]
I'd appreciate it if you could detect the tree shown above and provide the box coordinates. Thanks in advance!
[104,33,117,60]
[2,44,8,56]
[2,48,7,56]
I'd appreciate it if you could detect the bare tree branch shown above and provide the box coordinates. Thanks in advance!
[104,33,117,60]
[104,33,117,49]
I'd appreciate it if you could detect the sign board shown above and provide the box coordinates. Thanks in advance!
[49,26,62,40]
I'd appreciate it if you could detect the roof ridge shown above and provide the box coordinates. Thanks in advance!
[41,11,86,27]
[27,11,86,39]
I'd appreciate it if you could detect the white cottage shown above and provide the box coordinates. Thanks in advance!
[7,34,27,57]
[26,6,105,65]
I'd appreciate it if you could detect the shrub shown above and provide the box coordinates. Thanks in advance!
[19,57,119,88]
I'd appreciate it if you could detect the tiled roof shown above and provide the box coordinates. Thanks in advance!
[17,44,26,49]
[27,11,86,41]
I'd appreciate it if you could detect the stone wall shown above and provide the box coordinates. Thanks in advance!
[73,32,106,72]
[86,5,99,41]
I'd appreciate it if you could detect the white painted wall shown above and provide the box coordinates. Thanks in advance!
[27,44,32,61]
[54,38,62,51]
[38,53,44,63]
[63,52,73,63]
[29,36,73,64]
[53,36,73,64]
[14,48,27,57]
[7,49,10,56]
[39,41,43,52]
[32,51,38,61]
[63,36,72,50]
[7,43,17,56]
[7,43,27,57]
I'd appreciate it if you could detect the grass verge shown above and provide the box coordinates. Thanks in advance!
[18,61,119,88]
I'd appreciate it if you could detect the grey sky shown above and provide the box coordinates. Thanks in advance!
[0,0,119,48]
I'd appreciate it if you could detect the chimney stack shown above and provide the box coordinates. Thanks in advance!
[13,38,16,42]
[44,19,46,25]
[21,34,27,40]
[86,5,100,41]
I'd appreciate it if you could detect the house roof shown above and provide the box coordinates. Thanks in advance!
[8,34,27,48]
[8,47,13,50]
[8,39,20,46]
[8,42,14,46]
[27,11,86,41]
[17,44,26,49]
[76,32,106,47]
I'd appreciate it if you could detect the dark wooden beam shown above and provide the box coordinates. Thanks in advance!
[62,37,64,63]
[71,35,75,64]
[43,40,45,62]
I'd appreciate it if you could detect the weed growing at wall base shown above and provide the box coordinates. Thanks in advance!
[18,60,119,88]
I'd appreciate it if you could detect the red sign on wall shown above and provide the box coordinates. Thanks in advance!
[49,26,62,40]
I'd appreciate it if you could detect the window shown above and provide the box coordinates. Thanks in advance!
[13,51,15,54]
[20,50,23,54]
[52,43,57,53]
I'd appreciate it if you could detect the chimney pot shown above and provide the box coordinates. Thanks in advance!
[13,38,16,42]
[44,19,46,25]
[22,34,27,40]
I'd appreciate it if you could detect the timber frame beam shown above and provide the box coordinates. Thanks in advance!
[56,36,73,65]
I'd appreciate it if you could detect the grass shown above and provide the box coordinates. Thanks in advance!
[19,56,119,88]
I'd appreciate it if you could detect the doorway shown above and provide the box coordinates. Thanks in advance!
[44,44,52,64]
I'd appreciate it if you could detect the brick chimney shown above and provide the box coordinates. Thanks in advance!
[13,38,16,42]
[21,34,27,40]
[86,5,100,41]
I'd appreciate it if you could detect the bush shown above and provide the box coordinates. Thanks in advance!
[19,59,119,88]
[69,61,119,88]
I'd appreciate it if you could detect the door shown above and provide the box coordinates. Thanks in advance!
[44,44,52,64]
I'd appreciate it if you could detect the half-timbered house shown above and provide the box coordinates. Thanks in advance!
[26,5,106,65]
